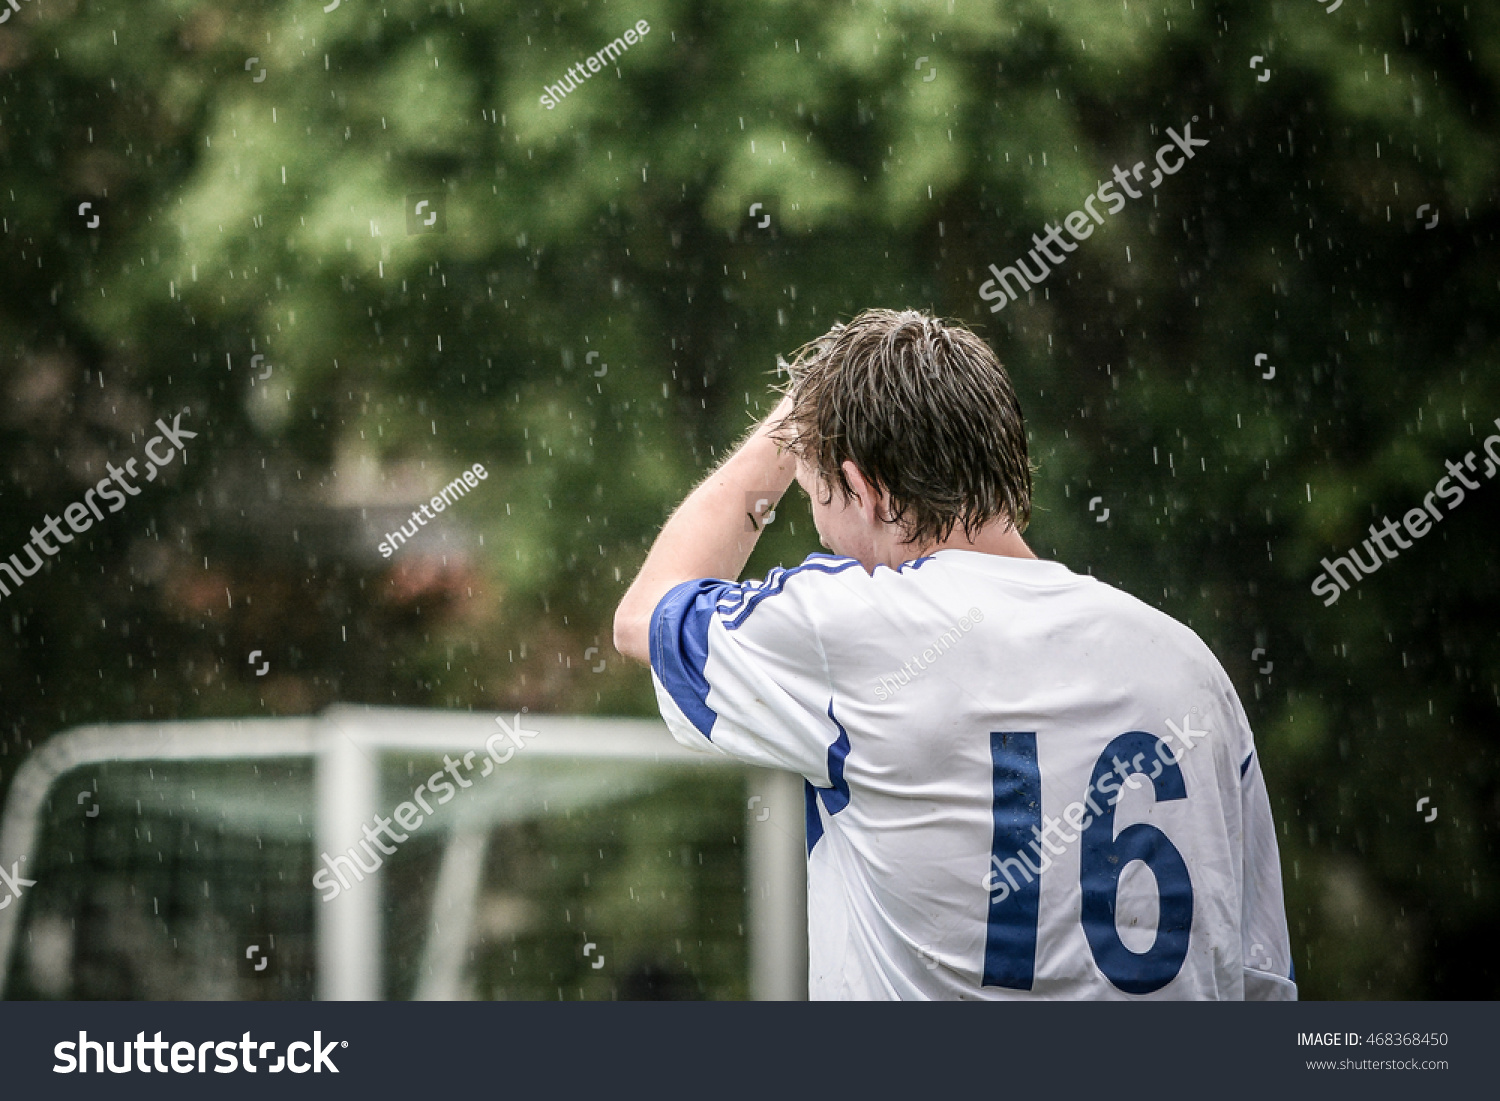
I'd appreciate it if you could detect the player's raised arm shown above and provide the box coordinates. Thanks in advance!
[612,394,797,664]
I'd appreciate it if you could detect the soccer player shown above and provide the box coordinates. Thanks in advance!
[613,309,1295,1000]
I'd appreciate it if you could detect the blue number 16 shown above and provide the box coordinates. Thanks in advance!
[983,730,1194,994]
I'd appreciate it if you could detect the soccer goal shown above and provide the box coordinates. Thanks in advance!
[0,707,806,1001]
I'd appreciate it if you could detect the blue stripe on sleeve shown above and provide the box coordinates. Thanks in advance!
[650,578,736,740]
[806,700,853,855]
[820,700,852,814]
[1240,751,1255,778]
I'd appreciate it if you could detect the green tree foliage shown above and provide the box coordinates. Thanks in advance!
[1,0,1496,997]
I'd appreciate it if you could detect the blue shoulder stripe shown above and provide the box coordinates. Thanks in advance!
[720,554,860,632]
[650,578,736,740]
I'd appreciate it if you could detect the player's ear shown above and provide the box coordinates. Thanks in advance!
[840,461,886,525]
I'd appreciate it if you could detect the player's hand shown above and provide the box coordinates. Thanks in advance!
[613,391,798,664]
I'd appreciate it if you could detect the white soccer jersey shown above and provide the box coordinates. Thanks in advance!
[650,549,1296,1000]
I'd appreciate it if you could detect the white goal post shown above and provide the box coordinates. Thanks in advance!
[0,706,807,1000]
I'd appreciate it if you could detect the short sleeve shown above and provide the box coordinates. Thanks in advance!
[648,557,860,786]
[1224,679,1297,1002]
[1238,750,1297,1000]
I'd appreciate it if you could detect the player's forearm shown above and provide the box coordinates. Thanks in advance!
[613,399,796,663]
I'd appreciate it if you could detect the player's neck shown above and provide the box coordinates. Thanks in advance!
[882,520,1037,569]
